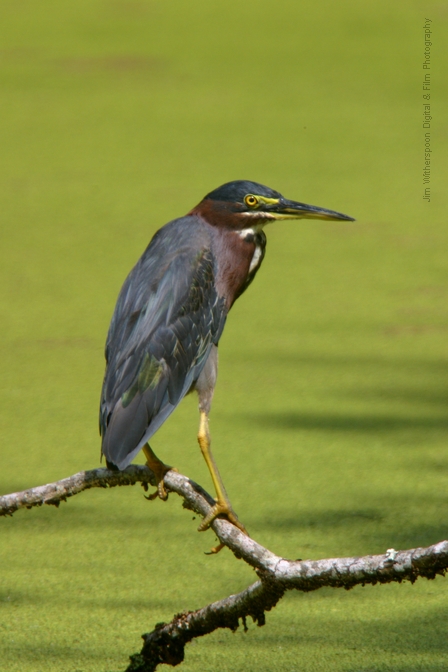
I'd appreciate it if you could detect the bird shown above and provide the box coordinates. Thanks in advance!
[100,180,354,539]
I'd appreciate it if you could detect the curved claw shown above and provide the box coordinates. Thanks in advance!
[205,542,225,555]
[144,479,169,501]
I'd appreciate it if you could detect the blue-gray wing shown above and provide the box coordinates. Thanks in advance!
[100,217,227,470]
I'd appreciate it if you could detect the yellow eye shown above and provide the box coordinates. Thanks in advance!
[245,194,258,207]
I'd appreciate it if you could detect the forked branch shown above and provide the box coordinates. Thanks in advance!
[1,466,447,671]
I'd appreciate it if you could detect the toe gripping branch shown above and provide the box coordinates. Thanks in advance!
[143,444,174,501]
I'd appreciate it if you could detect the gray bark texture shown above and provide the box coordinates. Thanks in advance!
[1,466,447,671]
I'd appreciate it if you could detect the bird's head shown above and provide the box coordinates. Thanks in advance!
[190,180,355,229]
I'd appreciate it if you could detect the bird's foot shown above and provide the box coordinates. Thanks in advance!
[144,456,176,501]
[200,501,249,554]
[198,499,248,536]
[142,443,177,501]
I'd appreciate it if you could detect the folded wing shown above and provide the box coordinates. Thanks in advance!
[100,218,227,469]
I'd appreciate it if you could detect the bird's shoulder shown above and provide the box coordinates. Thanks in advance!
[105,216,217,357]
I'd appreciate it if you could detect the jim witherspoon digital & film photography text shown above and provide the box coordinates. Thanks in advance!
[422,18,431,202]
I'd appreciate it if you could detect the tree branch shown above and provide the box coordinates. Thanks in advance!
[1,467,447,671]
[0,465,155,517]
[126,576,284,672]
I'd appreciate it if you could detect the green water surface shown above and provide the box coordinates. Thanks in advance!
[1,1,447,670]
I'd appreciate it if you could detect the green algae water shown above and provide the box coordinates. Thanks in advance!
[0,1,447,670]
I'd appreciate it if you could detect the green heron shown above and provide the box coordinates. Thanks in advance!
[100,180,354,538]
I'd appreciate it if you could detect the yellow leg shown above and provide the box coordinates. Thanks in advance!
[143,444,174,501]
[197,411,248,539]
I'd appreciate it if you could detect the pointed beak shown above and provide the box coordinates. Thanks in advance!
[270,198,355,222]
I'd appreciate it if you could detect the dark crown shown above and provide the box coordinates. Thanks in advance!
[204,180,282,204]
